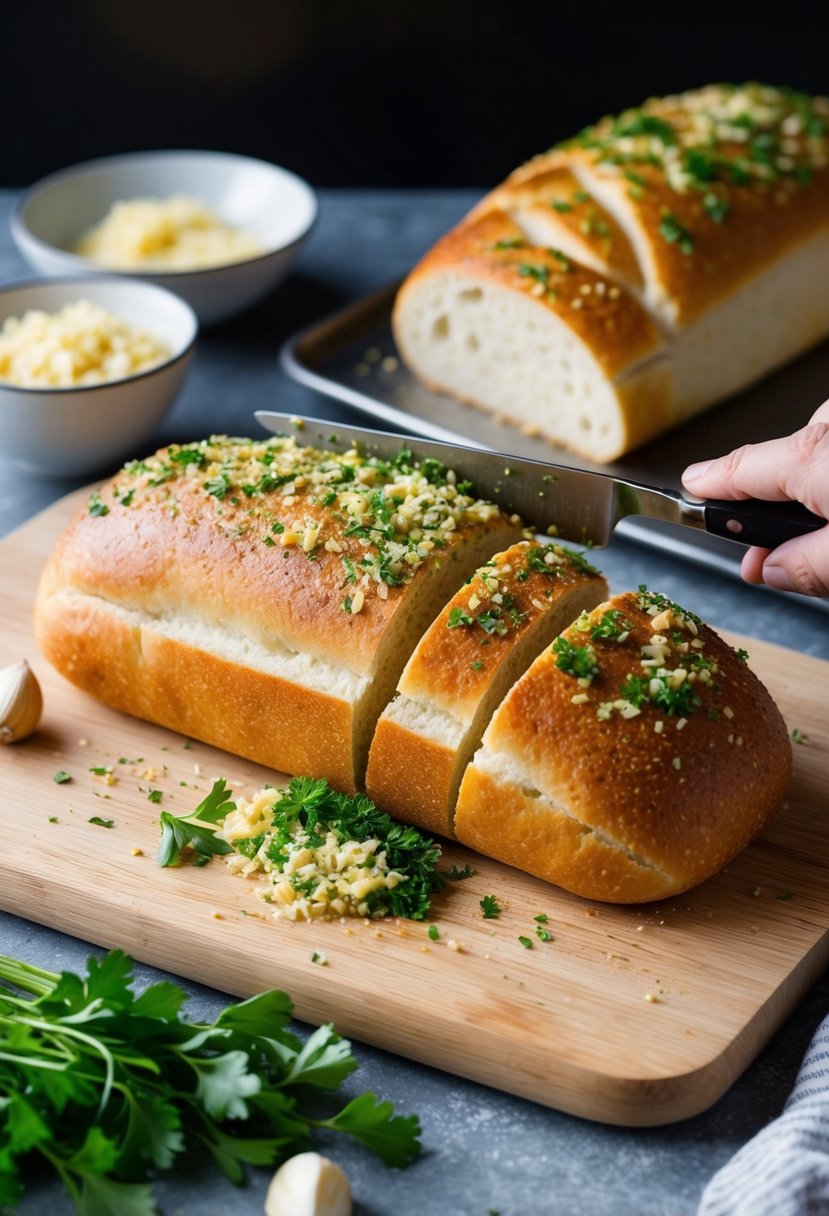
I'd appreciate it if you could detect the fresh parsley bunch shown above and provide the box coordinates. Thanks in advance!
[0,950,421,1215]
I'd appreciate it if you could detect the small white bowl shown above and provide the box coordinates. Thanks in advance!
[0,277,197,478]
[11,150,318,326]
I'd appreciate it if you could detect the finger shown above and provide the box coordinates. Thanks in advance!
[810,397,829,424]
[761,528,829,597]
[740,547,770,585]
[682,420,829,513]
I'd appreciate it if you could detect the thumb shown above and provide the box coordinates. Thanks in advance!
[760,529,829,598]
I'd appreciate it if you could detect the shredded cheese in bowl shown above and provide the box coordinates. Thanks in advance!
[76,194,263,271]
[0,299,170,388]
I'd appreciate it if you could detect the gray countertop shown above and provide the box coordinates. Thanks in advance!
[1,188,828,1216]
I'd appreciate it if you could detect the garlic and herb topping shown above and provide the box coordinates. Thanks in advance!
[561,82,828,254]
[90,435,505,606]
[220,777,442,922]
[556,588,749,750]
[447,542,599,645]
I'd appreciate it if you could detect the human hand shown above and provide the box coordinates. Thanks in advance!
[682,399,829,597]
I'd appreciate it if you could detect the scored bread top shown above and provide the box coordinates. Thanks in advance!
[399,540,607,726]
[37,434,519,680]
[400,209,665,381]
[506,83,829,327]
[478,165,646,292]
[479,588,792,891]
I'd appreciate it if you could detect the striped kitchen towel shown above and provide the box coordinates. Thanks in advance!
[698,1013,829,1215]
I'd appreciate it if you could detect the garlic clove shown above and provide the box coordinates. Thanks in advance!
[264,1151,352,1216]
[0,660,43,744]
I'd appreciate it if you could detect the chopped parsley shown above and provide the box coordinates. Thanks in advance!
[518,936,533,950]
[791,728,806,745]
[658,212,694,255]
[547,248,573,271]
[550,200,573,212]
[203,471,231,499]
[480,895,501,919]
[88,816,115,829]
[87,492,109,517]
[491,237,525,250]
[53,770,71,784]
[536,925,553,942]
[590,609,632,641]
[517,262,549,284]
[552,636,600,680]
[224,777,444,922]
[156,778,235,867]
[445,863,476,881]
[447,606,474,629]
[147,789,163,804]
[428,925,440,941]
[702,192,731,223]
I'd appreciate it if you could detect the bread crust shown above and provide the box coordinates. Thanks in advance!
[395,83,829,460]
[455,590,792,901]
[366,541,608,836]
[35,435,522,790]
[36,590,360,792]
[395,210,665,382]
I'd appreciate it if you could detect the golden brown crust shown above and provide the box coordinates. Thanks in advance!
[395,210,665,381]
[35,436,522,791]
[35,591,360,793]
[366,716,459,838]
[399,541,607,723]
[455,591,792,901]
[365,542,608,837]
[478,164,646,291]
[572,151,829,325]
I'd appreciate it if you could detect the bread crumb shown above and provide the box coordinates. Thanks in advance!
[644,993,660,1003]
[130,847,143,857]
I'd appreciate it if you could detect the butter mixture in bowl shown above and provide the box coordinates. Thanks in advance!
[75,194,263,272]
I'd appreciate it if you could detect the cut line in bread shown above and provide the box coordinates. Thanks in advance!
[365,541,608,836]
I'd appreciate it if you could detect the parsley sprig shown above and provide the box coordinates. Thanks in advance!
[0,950,421,1212]
[156,779,235,867]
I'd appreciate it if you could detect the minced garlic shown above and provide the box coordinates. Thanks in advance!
[221,786,415,922]
[0,299,170,388]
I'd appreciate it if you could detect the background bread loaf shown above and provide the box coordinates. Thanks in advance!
[454,589,792,902]
[394,83,829,461]
[365,540,608,837]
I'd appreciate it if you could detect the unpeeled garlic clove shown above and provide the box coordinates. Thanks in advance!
[264,1151,352,1216]
[0,660,43,743]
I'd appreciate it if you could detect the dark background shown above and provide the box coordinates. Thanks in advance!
[2,1,826,190]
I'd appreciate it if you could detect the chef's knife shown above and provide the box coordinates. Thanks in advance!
[254,411,825,551]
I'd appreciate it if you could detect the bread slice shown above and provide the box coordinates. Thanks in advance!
[394,83,829,461]
[35,435,522,792]
[454,589,792,902]
[365,541,608,837]
[393,210,672,463]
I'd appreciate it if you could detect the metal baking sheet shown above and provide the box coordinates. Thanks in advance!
[281,280,829,614]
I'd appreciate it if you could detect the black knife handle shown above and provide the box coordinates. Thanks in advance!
[704,498,826,549]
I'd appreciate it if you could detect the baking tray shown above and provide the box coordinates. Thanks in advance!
[281,280,829,615]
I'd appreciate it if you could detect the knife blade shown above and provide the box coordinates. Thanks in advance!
[254,410,825,551]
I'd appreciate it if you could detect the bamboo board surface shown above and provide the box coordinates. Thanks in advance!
[2,490,828,1127]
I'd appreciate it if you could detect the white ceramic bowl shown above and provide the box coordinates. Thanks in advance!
[11,150,317,326]
[0,277,197,478]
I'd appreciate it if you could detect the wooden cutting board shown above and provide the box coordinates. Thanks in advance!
[2,490,828,1128]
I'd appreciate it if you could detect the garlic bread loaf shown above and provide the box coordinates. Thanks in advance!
[454,589,791,902]
[35,435,522,793]
[394,83,829,461]
[365,540,608,837]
